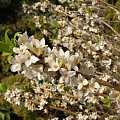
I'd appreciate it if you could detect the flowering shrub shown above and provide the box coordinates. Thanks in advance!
[2,0,120,119]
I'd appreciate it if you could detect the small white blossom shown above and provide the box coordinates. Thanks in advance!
[24,50,39,67]
[94,82,100,89]
[18,31,28,46]
[13,45,27,54]
[59,68,76,84]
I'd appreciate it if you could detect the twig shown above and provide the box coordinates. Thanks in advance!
[101,20,120,38]
[80,72,120,92]
[60,92,79,99]
[49,105,78,116]
[95,79,120,91]
[98,0,120,13]
[105,20,120,23]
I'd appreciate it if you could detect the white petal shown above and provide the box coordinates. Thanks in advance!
[65,51,70,59]
[73,66,79,71]
[15,55,21,63]
[59,76,64,83]
[48,59,55,66]
[19,45,27,53]
[66,64,72,70]
[68,71,76,77]
[18,32,28,45]
[40,38,45,47]
[83,79,89,86]
[25,50,31,57]
[13,47,20,54]
[30,55,39,63]
[17,54,26,63]
[58,49,64,57]
[94,82,100,89]
[78,83,83,90]
[11,63,21,72]
[60,68,67,76]
[65,77,70,84]
[32,39,41,48]
[25,60,31,67]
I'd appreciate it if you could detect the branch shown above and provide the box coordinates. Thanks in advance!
[95,79,120,91]
[101,20,120,38]
[98,0,120,13]
[105,20,120,23]
[49,105,78,116]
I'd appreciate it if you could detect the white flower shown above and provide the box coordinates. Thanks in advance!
[13,45,27,54]
[31,37,45,48]
[77,113,84,120]
[52,47,70,60]
[26,37,46,56]
[90,112,98,119]
[11,63,21,72]
[10,54,26,72]
[78,79,89,90]
[65,26,73,36]
[24,50,39,67]
[83,79,89,86]
[94,82,100,89]
[47,58,61,71]
[101,59,112,68]
[59,68,76,84]
[18,31,28,46]
[37,98,48,110]
[66,53,80,71]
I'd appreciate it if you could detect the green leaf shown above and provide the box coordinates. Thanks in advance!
[0,41,12,53]
[0,83,8,92]
[2,52,10,56]
[5,29,14,47]
[64,86,71,91]
[50,20,59,29]
[101,97,109,104]
[7,54,12,62]
[13,32,21,46]
[101,97,111,107]
[2,52,12,62]
[5,112,11,120]
[0,112,5,120]
[86,102,93,109]
[107,101,111,108]
[36,117,44,120]
[86,7,93,16]
[95,37,101,45]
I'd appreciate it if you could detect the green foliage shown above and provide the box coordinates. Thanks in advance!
[50,20,60,30]
[86,7,93,16]
[0,29,15,54]
[86,102,93,110]
[101,97,111,108]
[12,105,44,120]
[5,29,14,48]
[105,0,120,33]
[35,117,44,120]
[0,107,10,120]
[0,42,11,53]
[64,86,71,91]
[0,83,8,92]
[12,32,21,46]
[49,20,60,43]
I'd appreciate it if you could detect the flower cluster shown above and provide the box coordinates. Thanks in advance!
[4,0,120,119]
